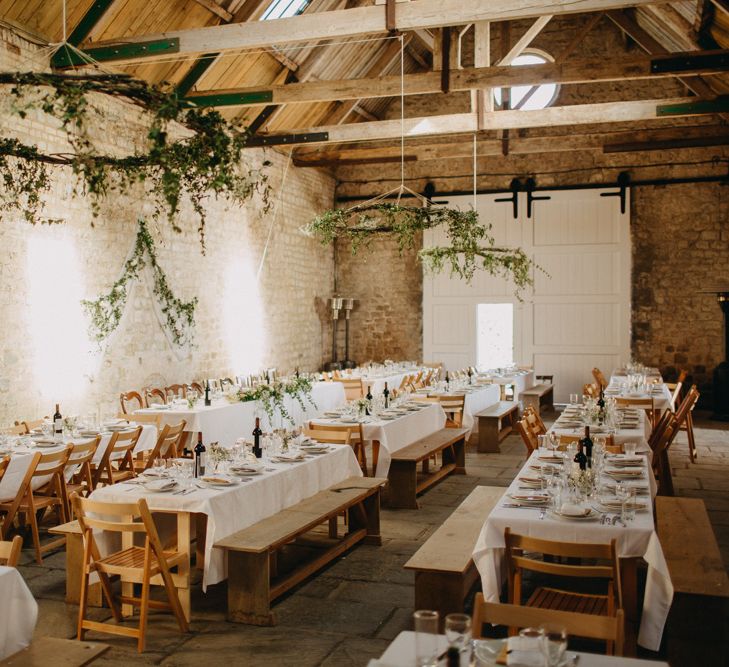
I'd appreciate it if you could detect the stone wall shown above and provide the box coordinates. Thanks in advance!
[332,15,729,396]
[0,28,335,425]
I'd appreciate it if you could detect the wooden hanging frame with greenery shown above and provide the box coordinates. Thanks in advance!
[0,71,270,248]
[81,218,197,347]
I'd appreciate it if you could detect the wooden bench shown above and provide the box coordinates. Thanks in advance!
[656,496,729,665]
[387,428,468,509]
[1,637,109,666]
[216,476,386,625]
[521,383,554,414]
[48,521,102,607]
[404,485,504,625]
[476,402,520,453]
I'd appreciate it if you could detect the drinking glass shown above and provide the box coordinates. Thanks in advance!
[414,610,439,667]
[444,613,472,665]
[539,623,568,667]
[624,441,637,457]
[622,486,637,522]
[537,434,549,453]
[569,393,578,406]
[615,483,631,523]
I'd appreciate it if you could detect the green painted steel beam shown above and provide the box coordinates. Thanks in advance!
[176,53,219,97]
[185,90,273,107]
[67,0,117,45]
[52,37,180,68]
[657,96,729,117]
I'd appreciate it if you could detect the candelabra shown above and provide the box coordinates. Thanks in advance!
[341,298,357,369]
[323,297,343,372]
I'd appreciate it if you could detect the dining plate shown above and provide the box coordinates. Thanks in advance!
[201,476,236,487]
[35,440,60,448]
[143,479,177,492]
[537,455,564,463]
[232,469,263,476]
[508,493,549,504]
[300,445,329,453]
[605,469,643,479]
[550,507,596,520]
[595,500,648,512]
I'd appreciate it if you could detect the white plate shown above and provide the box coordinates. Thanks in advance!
[232,469,263,476]
[143,480,177,492]
[201,477,236,487]
[550,508,596,521]
[508,493,549,504]
[35,441,60,448]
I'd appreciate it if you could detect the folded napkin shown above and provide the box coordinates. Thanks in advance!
[559,503,589,517]
[506,636,544,666]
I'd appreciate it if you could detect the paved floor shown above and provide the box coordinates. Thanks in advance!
[15,412,729,665]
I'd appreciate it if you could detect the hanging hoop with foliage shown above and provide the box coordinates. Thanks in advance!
[81,219,197,347]
[305,202,539,294]
[0,71,270,247]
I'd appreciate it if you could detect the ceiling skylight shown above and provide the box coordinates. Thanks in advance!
[260,0,311,21]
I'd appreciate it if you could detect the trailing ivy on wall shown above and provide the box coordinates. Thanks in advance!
[305,203,540,295]
[81,218,197,347]
[0,71,270,248]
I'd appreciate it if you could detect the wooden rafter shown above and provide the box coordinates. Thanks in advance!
[183,49,729,108]
[78,0,677,65]
[193,0,234,22]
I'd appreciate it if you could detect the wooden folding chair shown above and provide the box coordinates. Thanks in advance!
[72,495,189,653]
[0,456,8,482]
[557,433,615,451]
[188,381,204,395]
[0,424,27,435]
[592,367,608,390]
[165,384,187,400]
[135,421,187,472]
[504,528,623,654]
[615,397,655,430]
[0,535,23,567]
[523,405,546,436]
[472,596,624,656]
[92,426,143,487]
[667,370,687,412]
[667,371,695,462]
[0,447,72,563]
[305,423,370,475]
[340,378,364,401]
[117,412,161,428]
[144,388,167,406]
[583,382,600,399]
[120,391,145,414]
[64,437,101,516]
[438,395,466,428]
[516,418,538,456]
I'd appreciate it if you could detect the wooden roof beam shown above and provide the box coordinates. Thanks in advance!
[183,49,729,108]
[77,0,677,65]
[248,96,704,146]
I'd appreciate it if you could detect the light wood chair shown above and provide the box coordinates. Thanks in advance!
[0,535,23,567]
[120,391,145,414]
[92,426,143,487]
[0,423,27,435]
[72,495,189,653]
[0,456,8,483]
[523,405,547,437]
[117,412,161,428]
[516,418,538,456]
[0,447,72,563]
[615,397,655,429]
[136,421,187,472]
[64,437,101,516]
[189,381,204,395]
[340,378,364,401]
[22,419,45,433]
[438,395,466,428]
[219,378,235,391]
[667,371,695,462]
[667,370,687,411]
[592,367,608,390]
[583,382,600,399]
[305,422,370,475]
[165,384,187,400]
[144,388,167,406]
[472,596,624,656]
[504,528,622,653]
[557,433,615,451]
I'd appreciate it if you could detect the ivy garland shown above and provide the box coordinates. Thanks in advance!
[305,203,540,294]
[81,219,197,347]
[0,71,270,248]
[229,377,317,426]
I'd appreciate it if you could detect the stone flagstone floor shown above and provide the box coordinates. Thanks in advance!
[15,412,729,666]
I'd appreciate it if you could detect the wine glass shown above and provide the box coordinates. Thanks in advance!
[569,393,579,406]
[539,623,568,667]
[414,610,439,667]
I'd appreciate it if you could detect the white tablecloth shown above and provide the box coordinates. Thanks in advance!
[472,451,672,651]
[90,445,362,589]
[429,384,500,436]
[313,403,446,478]
[0,566,37,660]
[477,370,535,402]
[607,378,672,412]
[136,382,346,447]
[549,409,652,453]
[0,424,157,502]
[372,632,669,667]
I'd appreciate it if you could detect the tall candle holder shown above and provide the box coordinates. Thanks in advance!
[342,298,357,369]
[323,297,343,372]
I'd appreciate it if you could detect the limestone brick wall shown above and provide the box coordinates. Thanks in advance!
[0,28,335,425]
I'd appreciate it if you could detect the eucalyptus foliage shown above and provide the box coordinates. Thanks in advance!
[0,71,270,247]
[81,219,197,347]
[230,376,316,426]
[306,202,538,294]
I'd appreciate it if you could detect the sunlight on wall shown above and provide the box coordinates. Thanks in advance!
[222,257,265,375]
[477,303,514,370]
[26,233,98,410]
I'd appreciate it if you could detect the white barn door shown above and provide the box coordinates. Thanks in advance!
[422,189,631,403]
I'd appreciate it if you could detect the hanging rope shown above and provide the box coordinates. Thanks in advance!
[399,33,405,201]
[256,147,293,283]
[473,134,477,210]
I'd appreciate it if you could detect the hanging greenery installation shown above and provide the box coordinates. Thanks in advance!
[81,219,197,347]
[306,202,539,294]
[0,71,270,247]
